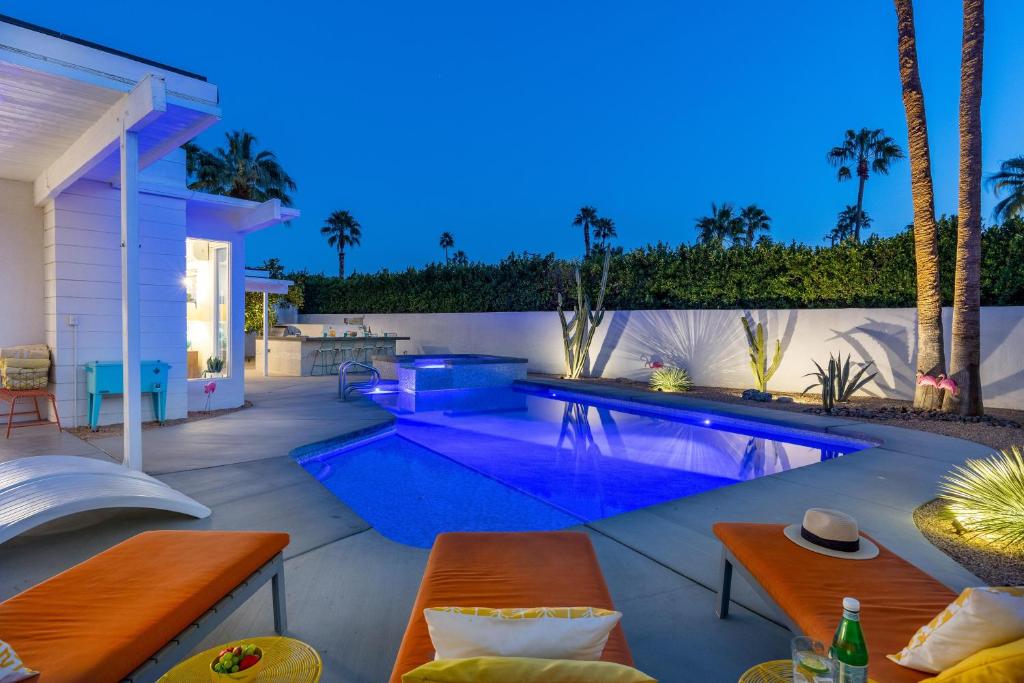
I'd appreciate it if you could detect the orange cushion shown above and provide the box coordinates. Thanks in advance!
[0,530,289,683]
[389,531,632,682]
[714,523,956,683]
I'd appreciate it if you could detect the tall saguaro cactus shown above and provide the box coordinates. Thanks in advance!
[557,252,611,379]
[740,316,783,392]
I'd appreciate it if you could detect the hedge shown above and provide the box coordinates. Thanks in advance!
[290,217,1024,314]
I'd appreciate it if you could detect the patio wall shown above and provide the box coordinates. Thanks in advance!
[303,306,1024,409]
[0,178,45,349]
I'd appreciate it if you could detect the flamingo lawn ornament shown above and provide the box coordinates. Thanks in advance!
[937,374,960,397]
[203,381,217,412]
[916,371,939,388]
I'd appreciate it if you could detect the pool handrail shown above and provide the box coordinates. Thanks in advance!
[339,361,381,400]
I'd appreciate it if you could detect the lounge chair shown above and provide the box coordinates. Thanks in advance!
[390,531,632,682]
[0,529,288,683]
[713,522,957,683]
[0,455,211,545]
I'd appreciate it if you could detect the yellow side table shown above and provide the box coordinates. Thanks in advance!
[158,636,322,682]
[738,660,791,683]
[738,659,881,683]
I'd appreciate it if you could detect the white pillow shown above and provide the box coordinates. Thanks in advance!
[888,586,1024,673]
[0,640,38,683]
[424,606,622,661]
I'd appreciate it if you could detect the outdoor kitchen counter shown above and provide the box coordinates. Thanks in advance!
[255,336,411,376]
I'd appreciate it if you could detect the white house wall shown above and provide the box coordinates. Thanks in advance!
[0,178,45,348]
[44,159,189,427]
[303,307,1024,410]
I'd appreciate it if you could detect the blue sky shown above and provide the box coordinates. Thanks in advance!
[11,2,1024,274]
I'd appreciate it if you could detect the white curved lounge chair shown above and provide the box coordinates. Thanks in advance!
[0,456,211,545]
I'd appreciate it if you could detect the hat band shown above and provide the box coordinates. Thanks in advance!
[801,526,860,553]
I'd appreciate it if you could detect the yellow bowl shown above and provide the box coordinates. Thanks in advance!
[209,646,264,682]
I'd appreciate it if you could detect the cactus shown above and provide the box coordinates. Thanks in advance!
[740,316,782,393]
[557,251,611,379]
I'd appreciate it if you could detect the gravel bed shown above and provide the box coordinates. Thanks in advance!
[914,499,1024,586]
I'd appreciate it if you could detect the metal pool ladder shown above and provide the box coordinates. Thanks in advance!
[339,361,381,400]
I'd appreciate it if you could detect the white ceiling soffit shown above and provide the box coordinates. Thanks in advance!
[0,19,220,199]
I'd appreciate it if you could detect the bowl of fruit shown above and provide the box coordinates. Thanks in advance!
[209,643,263,681]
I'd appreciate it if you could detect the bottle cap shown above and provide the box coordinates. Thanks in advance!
[843,597,860,612]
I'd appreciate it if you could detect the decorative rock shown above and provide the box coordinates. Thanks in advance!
[741,389,773,402]
[775,396,794,404]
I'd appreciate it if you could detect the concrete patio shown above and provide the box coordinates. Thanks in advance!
[0,373,986,682]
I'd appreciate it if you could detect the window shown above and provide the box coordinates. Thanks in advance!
[185,238,231,378]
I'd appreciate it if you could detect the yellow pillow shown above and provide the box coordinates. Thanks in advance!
[401,656,656,683]
[424,607,621,661]
[920,637,1024,683]
[888,587,1024,673]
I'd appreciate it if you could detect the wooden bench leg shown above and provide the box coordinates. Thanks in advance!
[271,564,287,635]
[5,395,16,439]
[48,394,62,432]
[717,550,733,619]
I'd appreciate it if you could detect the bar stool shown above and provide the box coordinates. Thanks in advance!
[311,339,338,376]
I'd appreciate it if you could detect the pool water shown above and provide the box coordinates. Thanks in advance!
[297,385,868,547]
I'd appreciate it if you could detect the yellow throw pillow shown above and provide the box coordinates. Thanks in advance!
[0,639,38,683]
[401,656,656,683]
[888,587,1024,674]
[920,637,1024,683]
[424,607,621,661]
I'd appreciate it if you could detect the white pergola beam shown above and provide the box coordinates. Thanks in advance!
[34,74,167,206]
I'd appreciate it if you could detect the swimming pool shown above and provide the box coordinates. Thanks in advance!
[296,384,870,547]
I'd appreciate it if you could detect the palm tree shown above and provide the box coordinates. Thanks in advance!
[827,128,904,242]
[738,204,771,246]
[592,216,617,246]
[572,206,598,257]
[450,250,469,266]
[827,206,871,245]
[695,202,743,245]
[184,131,296,205]
[439,232,455,263]
[320,210,362,278]
[988,156,1024,221]
[894,0,946,410]
[945,0,985,416]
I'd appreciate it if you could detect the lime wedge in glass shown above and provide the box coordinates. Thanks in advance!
[798,654,831,675]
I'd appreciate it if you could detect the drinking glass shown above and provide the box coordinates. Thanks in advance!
[791,636,834,682]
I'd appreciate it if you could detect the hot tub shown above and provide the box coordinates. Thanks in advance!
[373,354,528,391]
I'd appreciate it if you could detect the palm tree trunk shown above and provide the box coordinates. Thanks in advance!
[945,0,985,415]
[854,176,866,243]
[338,247,346,278]
[584,224,591,258]
[894,0,946,410]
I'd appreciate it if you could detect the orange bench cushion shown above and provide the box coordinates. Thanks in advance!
[390,531,632,682]
[714,523,957,683]
[0,530,289,683]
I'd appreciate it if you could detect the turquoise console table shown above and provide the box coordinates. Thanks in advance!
[84,361,171,431]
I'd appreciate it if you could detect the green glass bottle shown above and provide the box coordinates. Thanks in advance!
[831,596,869,683]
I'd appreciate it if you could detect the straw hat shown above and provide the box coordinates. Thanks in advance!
[783,508,879,560]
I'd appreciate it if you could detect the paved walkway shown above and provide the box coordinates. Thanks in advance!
[0,374,985,682]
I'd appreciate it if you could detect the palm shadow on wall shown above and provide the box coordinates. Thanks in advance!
[592,310,755,386]
[827,318,913,399]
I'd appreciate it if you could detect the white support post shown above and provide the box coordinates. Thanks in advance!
[262,291,270,377]
[120,127,143,471]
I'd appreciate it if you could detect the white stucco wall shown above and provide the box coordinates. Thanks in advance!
[303,307,1024,409]
[0,179,45,349]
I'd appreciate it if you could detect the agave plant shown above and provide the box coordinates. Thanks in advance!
[649,366,693,393]
[939,447,1024,548]
[803,352,876,404]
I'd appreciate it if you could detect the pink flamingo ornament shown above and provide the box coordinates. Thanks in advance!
[936,374,959,396]
[916,370,939,388]
[203,381,217,412]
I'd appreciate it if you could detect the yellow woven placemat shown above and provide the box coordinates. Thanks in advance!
[738,659,792,683]
[158,636,321,682]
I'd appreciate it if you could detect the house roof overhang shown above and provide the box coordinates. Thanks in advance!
[182,190,301,235]
[0,15,221,204]
[244,270,294,294]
